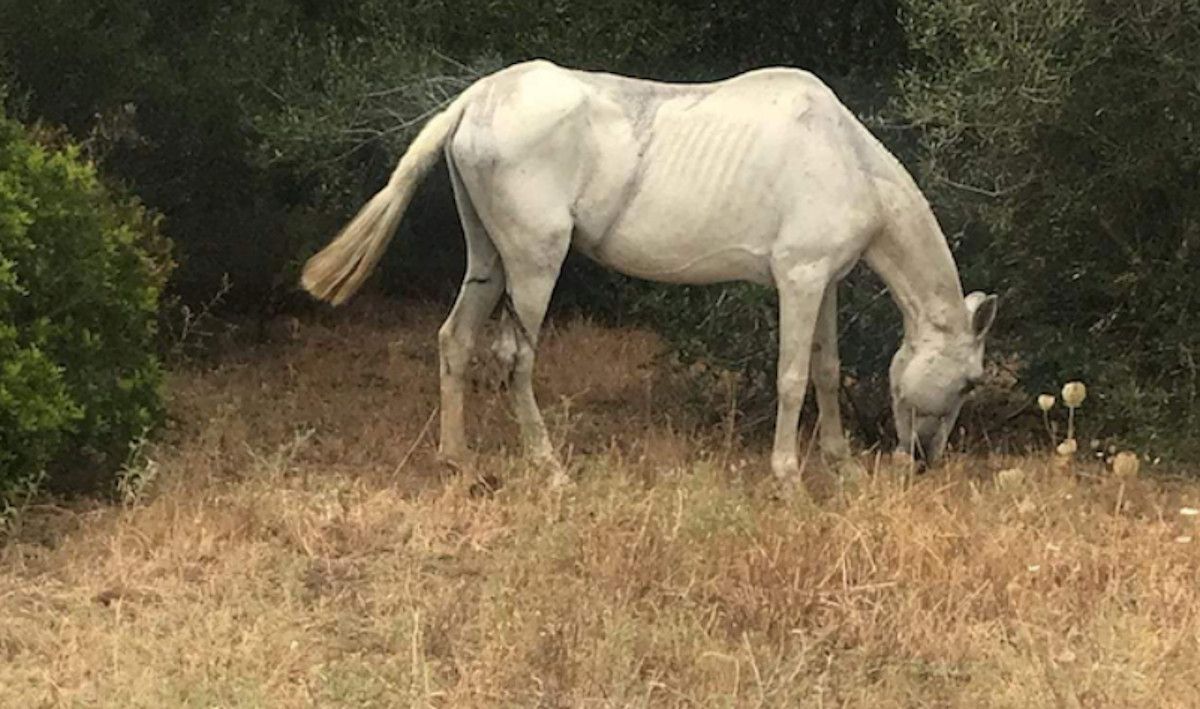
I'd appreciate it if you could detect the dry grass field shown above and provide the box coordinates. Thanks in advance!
[2,299,1199,707]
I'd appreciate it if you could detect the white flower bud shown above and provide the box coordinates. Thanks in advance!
[1061,381,1087,408]
[996,467,1025,489]
[1111,451,1139,478]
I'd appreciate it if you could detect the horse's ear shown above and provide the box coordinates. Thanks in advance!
[965,292,998,338]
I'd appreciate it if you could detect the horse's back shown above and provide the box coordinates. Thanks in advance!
[571,67,875,283]
[448,61,890,285]
[456,60,842,147]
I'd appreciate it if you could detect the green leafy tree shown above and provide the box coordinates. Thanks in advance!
[897,0,1200,457]
[0,112,171,497]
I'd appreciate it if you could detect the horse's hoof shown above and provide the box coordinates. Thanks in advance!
[435,451,471,473]
[538,456,572,489]
[526,448,571,489]
[890,450,918,473]
[548,469,573,490]
[468,473,504,498]
[772,474,813,507]
[831,456,868,485]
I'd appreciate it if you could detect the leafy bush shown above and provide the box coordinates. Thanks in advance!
[896,0,1200,458]
[0,113,171,498]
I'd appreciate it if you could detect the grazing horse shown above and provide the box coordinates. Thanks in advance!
[301,60,998,487]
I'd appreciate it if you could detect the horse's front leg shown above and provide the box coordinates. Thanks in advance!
[770,262,830,489]
[810,282,852,460]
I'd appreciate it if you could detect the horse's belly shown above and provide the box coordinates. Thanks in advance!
[585,199,776,285]
[577,109,788,285]
[580,162,781,284]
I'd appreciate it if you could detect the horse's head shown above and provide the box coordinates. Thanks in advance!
[889,291,998,464]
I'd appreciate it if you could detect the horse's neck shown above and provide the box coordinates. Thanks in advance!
[864,187,968,343]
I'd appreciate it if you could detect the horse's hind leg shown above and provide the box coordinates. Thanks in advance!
[497,235,571,484]
[478,196,572,483]
[452,140,573,483]
[437,163,505,466]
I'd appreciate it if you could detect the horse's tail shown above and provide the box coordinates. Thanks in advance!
[300,87,477,305]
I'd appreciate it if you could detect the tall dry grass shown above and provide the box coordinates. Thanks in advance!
[2,299,1198,707]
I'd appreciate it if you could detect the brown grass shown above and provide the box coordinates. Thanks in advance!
[3,299,1199,707]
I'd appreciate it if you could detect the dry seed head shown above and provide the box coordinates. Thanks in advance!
[1037,394,1056,412]
[1062,381,1087,408]
[996,467,1026,490]
[1050,454,1071,474]
[1111,451,1140,478]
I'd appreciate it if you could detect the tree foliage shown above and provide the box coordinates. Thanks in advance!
[0,0,907,310]
[897,0,1200,456]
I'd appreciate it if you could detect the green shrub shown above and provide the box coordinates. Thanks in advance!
[896,0,1200,459]
[0,113,172,499]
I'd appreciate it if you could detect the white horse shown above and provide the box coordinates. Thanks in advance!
[302,60,997,486]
